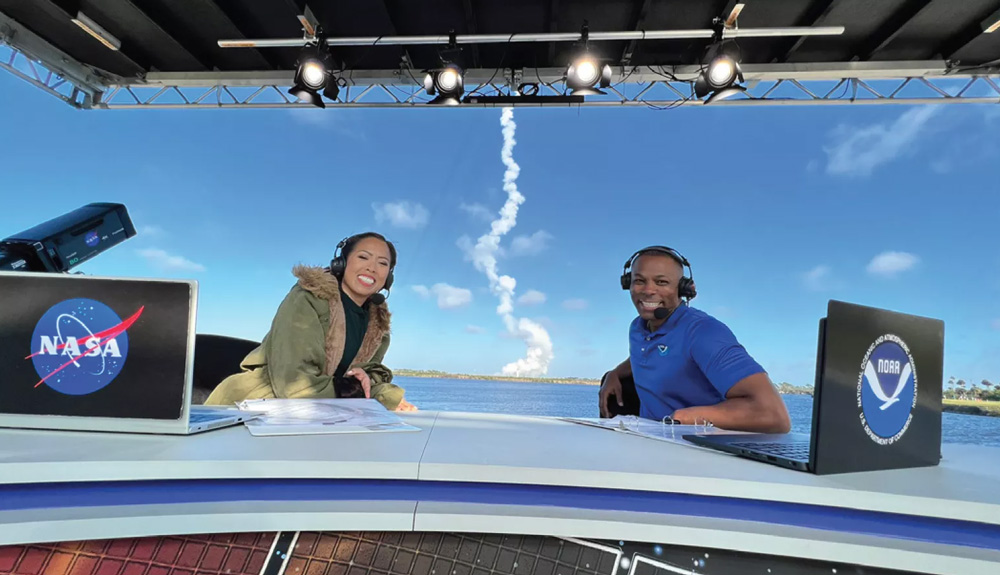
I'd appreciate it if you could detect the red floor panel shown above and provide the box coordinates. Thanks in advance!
[0,534,276,575]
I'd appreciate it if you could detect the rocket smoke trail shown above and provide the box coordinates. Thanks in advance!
[468,108,554,376]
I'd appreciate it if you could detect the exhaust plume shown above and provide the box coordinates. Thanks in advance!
[467,108,554,376]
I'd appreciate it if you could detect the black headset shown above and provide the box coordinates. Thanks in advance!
[330,234,395,291]
[620,245,697,301]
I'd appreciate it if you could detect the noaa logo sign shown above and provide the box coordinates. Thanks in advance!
[856,334,917,445]
[26,298,144,395]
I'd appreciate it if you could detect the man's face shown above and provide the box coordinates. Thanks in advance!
[630,253,683,321]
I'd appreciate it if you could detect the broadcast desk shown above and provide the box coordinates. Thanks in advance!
[2,412,999,575]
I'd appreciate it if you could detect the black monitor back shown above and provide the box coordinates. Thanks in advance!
[813,300,943,475]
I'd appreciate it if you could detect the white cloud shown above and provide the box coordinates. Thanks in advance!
[803,265,833,291]
[509,231,553,257]
[459,203,494,222]
[136,248,206,272]
[867,251,919,278]
[412,283,473,309]
[138,225,166,238]
[824,107,939,177]
[517,290,546,306]
[562,298,589,311]
[465,325,486,335]
[372,201,429,229]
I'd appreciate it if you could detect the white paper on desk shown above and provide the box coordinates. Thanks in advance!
[234,398,420,436]
[558,415,750,447]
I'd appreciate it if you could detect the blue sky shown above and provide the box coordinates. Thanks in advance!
[2,70,998,387]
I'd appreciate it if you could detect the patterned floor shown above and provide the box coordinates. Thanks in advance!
[0,531,924,575]
[284,532,617,575]
[0,533,274,575]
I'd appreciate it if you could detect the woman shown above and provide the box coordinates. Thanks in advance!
[205,232,417,412]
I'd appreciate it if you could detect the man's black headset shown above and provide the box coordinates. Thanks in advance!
[329,234,395,291]
[620,245,697,301]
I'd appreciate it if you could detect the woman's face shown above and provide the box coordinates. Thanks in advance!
[340,237,392,303]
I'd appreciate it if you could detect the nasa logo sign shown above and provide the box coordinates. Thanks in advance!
[85,231,100,247]
[856,334,917,445]
[26,298,144,395]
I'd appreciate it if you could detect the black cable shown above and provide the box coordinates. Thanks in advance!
[468,33,516,97]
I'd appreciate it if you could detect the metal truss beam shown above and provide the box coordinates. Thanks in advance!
[131,61,990,87]
[2,5,999,111]
[93,67,1000,109]
[0,11,109,108]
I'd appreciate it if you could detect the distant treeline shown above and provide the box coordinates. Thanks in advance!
[394,369,601,386]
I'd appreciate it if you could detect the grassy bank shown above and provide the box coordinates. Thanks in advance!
[943,399,1000,417]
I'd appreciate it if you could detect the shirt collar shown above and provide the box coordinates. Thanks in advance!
[340,290,368,315]
[641,303,689,336]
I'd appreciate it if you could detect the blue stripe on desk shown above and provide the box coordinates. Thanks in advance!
[3,479,999,552]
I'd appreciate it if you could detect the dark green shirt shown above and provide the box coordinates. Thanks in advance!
[336,290,369,378]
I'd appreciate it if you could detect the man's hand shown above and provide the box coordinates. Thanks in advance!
[395,398,418,412]
[599,371,624,418]
[344,368,371,398]
[672,373,791,433]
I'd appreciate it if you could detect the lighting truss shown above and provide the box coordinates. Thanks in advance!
[92,66,1000,109]
[2,19,999,111]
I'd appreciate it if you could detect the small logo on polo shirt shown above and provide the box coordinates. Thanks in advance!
[657,344,669,356]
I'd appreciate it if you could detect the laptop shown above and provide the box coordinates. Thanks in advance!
[684,300,944,475]
[0,271,251,434]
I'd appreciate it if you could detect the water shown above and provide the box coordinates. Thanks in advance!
[396,376,1000,448]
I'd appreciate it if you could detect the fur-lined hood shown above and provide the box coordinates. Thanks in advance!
[292,265,391,374]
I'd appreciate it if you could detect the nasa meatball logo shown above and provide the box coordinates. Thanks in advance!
[85,231,100,247]
[26,299,144,395]
[856,334,917,445]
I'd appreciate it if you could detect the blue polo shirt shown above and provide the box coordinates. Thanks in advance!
[629,305,766,421]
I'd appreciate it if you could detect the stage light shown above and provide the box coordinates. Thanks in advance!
[566,55,611,96]
[424,63,464,105]
[289,46,335,109]
[300,60,326,89]
[695,43,744,103]
[706,55,738,89]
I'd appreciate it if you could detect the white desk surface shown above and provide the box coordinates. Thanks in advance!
[418,411,1000,524]
[3,410,999,573]
[2,410,999,525]
[0,412,440,484]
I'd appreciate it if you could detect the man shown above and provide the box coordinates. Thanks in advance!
[599,246,790,433]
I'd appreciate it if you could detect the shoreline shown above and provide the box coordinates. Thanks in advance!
[394,370,601,386]
[395,371,1000,418]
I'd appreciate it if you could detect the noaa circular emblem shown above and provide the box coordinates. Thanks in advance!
[857,334,917,445]
[29,298,130,395]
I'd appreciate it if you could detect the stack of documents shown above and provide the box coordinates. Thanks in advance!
[235,398,421,437]
[559,415,750,448]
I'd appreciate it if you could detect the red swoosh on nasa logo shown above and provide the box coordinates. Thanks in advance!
[28,306,144,388]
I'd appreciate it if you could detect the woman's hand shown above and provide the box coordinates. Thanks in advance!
[395,398,418,412]
[344,368,371,398]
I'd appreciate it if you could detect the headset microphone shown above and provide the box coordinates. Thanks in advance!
[368,293,386,305]
[653,307,672,320]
